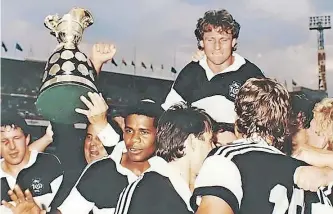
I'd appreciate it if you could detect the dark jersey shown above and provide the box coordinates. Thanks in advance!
[57,142,131,214]
[115,158,193,214]
[58,142,166,214]
[162,54,264,123]
[190,139,333,214]
[1,151,63,213]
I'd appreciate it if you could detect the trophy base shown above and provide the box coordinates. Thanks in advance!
[36,84,96,124]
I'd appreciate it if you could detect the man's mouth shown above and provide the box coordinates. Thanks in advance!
[9,152,19,158]
[128,148,143,154]
[90,150,100,157]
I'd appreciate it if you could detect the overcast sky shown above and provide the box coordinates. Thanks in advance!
[1,0,333,95]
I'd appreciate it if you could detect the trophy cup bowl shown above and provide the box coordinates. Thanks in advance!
[36,8,97,124]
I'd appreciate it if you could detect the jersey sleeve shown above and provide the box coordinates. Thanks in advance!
[57,162,100,213]
[97,123,120,147]
[161,62,197,110]
[190,155,243,214]
[57,186,94,213]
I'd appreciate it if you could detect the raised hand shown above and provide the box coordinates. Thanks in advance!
[44,123,54,142]
[90,43,116,74]
[191,50,205,62]
[1,185,46,214]
[75,92,109,133]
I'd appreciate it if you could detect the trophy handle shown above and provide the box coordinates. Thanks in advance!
[81,9,94,29]
[44,14,60,37]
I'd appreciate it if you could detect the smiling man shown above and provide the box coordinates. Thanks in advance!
[83,123,110,165]
[50,100,163,214]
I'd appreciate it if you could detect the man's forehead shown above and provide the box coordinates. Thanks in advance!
[1,125,21,132]
[204,28,232,36]
[126,114,155,123]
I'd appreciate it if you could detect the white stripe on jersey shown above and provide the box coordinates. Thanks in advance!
[213,141,283,160]
[322,182,332,196]
[115,176,143,214]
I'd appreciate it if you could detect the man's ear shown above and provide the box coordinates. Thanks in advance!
[232,38,237,49]
[199,40,204,49]
[25,134,31,146]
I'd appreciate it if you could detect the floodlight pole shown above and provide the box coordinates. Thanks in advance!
[309,16,331,92]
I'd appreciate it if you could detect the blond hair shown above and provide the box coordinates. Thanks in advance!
[313,98,333,150]
[235,77,291,150]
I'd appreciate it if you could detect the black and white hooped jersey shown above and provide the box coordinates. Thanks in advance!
[58,141,131,214]
[190,138,333,214]
[115,157,193,214]
[162,53,264,123]
[58,141,165,214]
[0,151,63,213]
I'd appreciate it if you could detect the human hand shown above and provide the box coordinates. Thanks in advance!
[90,43,116,74]
[294,166,332,192]
[75,92,109,133]
[1,185,46,214]
[191,50,205,62]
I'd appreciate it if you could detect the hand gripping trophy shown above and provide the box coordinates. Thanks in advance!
[36,8,97,124]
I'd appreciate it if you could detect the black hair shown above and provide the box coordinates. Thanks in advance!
[156,103,213,162]
[1,111,29,136]
[123,100,164,127]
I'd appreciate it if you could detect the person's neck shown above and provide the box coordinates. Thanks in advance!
[121,153,151,176]
[2,150,31,177]
[206,54,235,74]
[168,157,193,191]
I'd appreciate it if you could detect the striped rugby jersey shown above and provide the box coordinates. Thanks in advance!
[1,150,63,213]
[162,53,264,123]
[115,156,193,214]
[190,138,333,214]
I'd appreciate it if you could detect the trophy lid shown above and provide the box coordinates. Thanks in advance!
[44,8,93,45]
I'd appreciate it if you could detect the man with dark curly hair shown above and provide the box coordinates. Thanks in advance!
[190,78,333,214]
[162,9,264,126]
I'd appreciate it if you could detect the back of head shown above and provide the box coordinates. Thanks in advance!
[195,9,240,50]
[123,99,164,127]
[312,97,333,149]
[235,77,290,150]
[290,93,317,129]
[156,103,213,162]
[1,111,29,136]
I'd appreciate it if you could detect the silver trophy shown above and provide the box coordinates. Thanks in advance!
[36,8,97,124]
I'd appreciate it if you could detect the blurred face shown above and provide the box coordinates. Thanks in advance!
[190,131,214,175]
[123,114,157,162]
[84,125,108,164]
[200,28,236,69]
[214,131,237,146]
[306,119,327,149]
[1,125,30,166]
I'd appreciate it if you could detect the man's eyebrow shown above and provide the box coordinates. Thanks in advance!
[138,128,150,131]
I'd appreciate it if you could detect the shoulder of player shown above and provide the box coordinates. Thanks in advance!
[178,61,204,77]
[129,172,183,200]
[35,152,62,170]
[82,156,117,176]
[241,59,264,77]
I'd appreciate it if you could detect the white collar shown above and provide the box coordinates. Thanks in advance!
[199,53,246,81]
[0,150,38,178]
[108,142,177,182]
[232,137,284,155]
